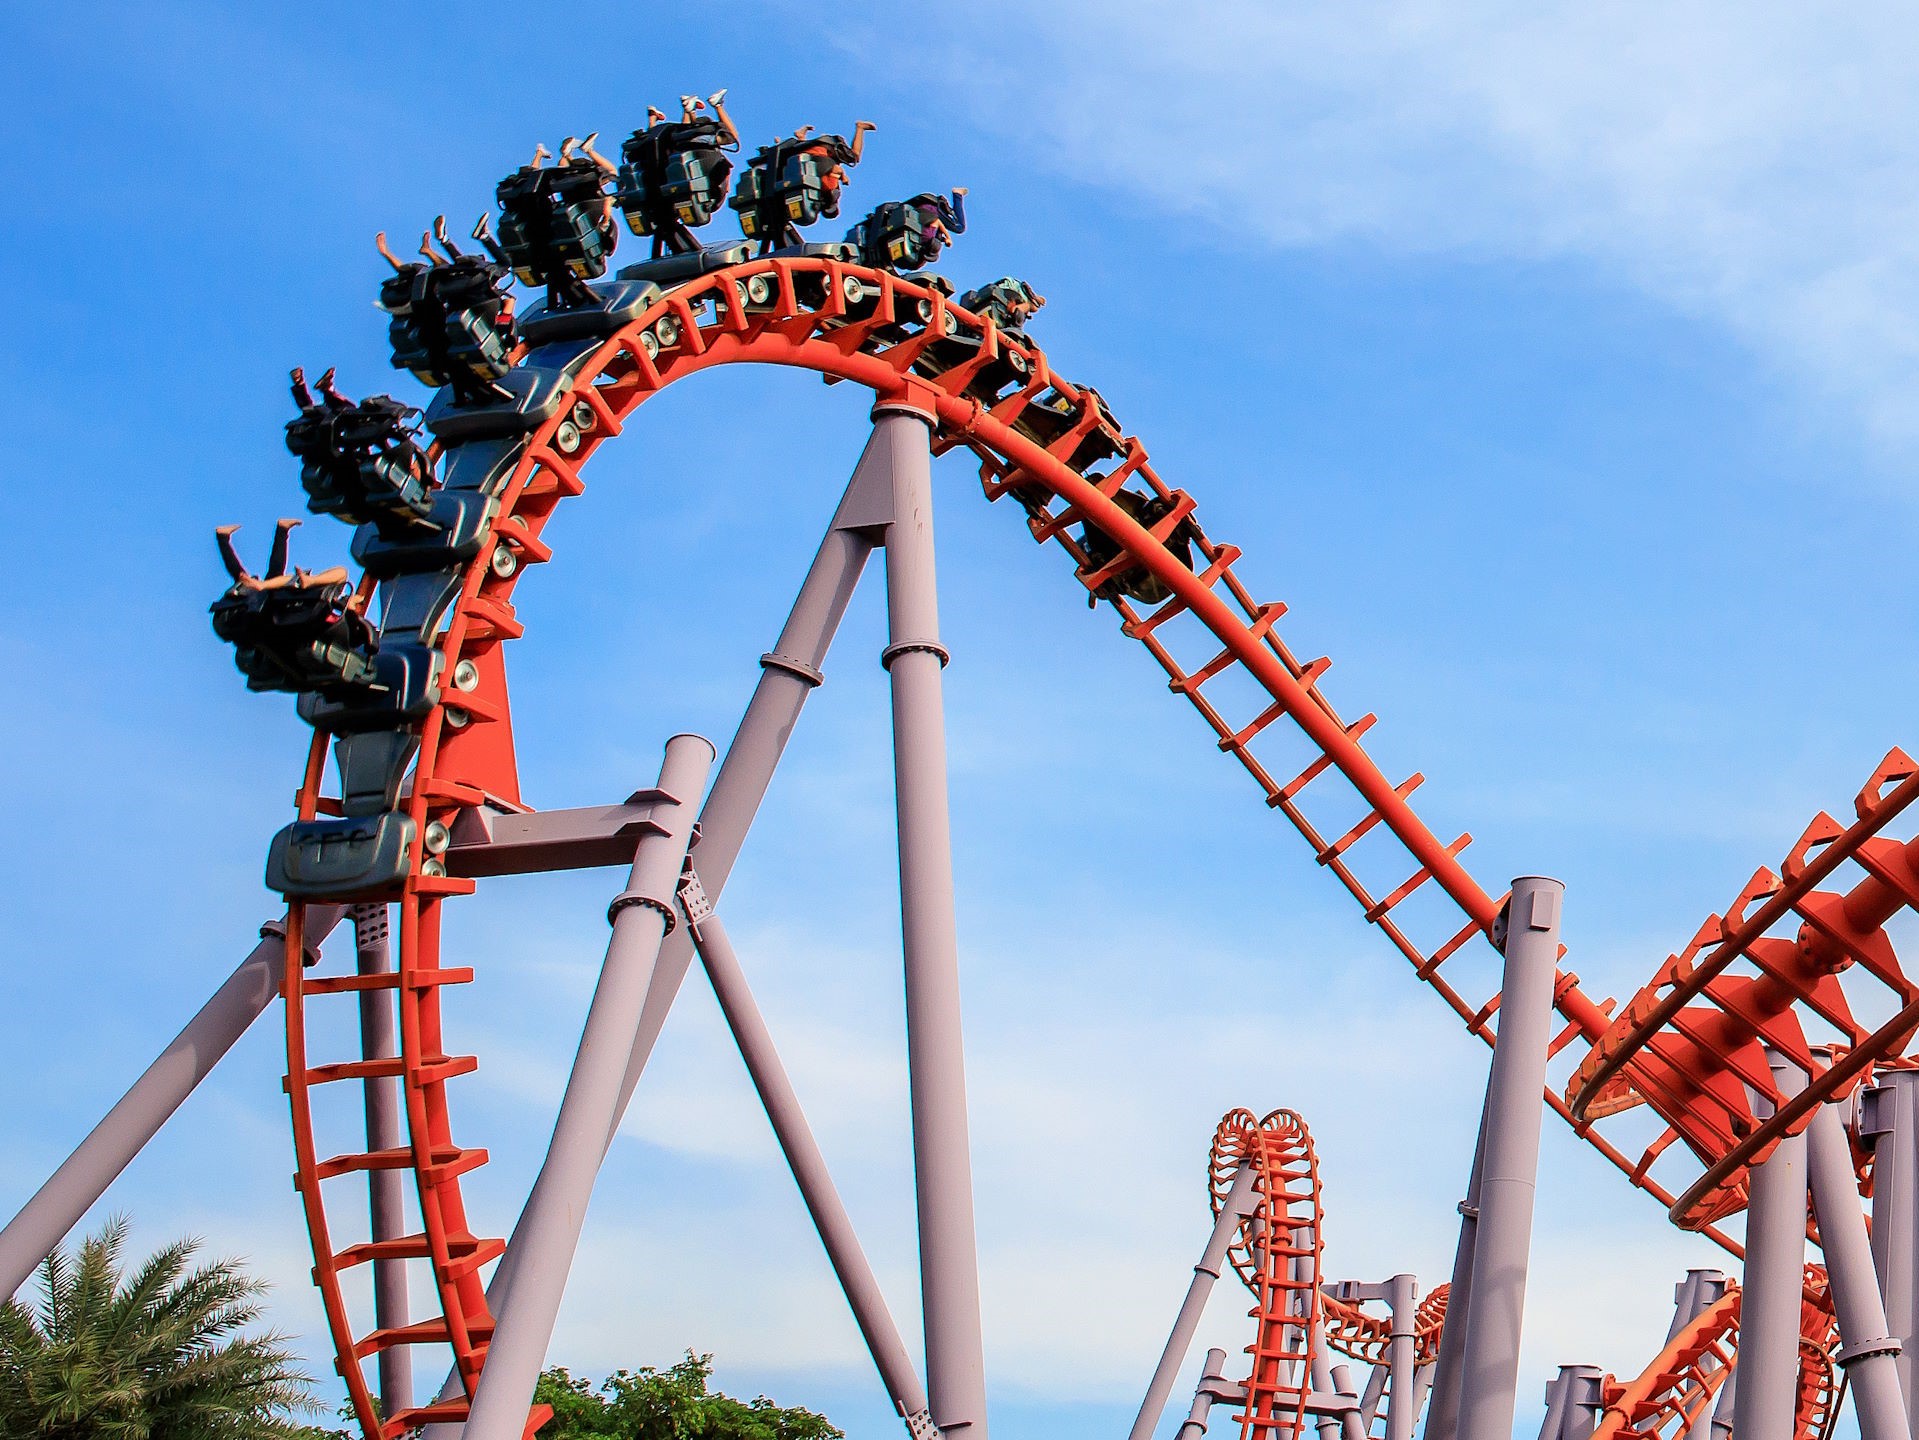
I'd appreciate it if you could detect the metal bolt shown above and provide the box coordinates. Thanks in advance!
[444,706,471,730]
[423,820,451,855]
[490,542,519,578]
[841,274,864,305]
[746,274,773,304]
[554,419,582,454]
[654,314,681,347]
[640,329,660,359]
[453,659,480,691]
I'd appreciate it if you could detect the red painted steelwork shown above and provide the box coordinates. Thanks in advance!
[279,253,1903,1431]
[1210,1109,1325,1440]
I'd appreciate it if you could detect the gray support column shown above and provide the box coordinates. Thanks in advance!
[1409,1363,1435,1430]
[423,466,887,1432]
[1735,1053,1809,1440]
[462,736,712,1440]
[1311,1338,1366,1440]
[351,903,411,1419]
[1453,877,1564,1440]
[1536,1365,1605,1440]
[877,404,989,1437]
[1424,1090,1488,1440]
[1864,1071,1919,1434]
[603,433,892,1141]
[1177,1350,1235,1440]
[1359,1362,1389,1429]
[1707,1367,1737,1440]
[683,884,934,1439]
[1808,1093,1911,1440]
[1382,1273,1417,1440]
[0,906,344,1299]
[1667,1269,1730,1345]
[1129,1165,1258,1440]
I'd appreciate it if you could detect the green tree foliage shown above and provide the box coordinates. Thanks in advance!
[0,1216,319,1438]
[533,1353,842,1440]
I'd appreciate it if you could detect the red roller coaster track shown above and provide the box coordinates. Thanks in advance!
[264,247,1919,1434]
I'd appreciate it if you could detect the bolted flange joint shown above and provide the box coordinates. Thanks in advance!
[881,638,950,670]
[607,891,677,933]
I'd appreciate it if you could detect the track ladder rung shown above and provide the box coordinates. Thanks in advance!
[1269,714,1378,807]
[1364,834,1472,922]
[1316,775,1424,864]
[1122,547,1248,638]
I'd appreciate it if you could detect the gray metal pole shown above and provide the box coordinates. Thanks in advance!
[1865,1071,1919,1435]
[878,403,989,1438]
[1707,1366,1737,1440]
[1382,1273,1418,1440]
[462,736,712,1440]
[1807,1092,1910,1440]
[602,434,891,1141]
[351,903,411,1419]
[1312,1349,1367,1440]
[1424,1088,1488,1440]
[423,466,887,1431]
[683,884,935,1439]
[0,906,344,1299]
[1536,1365,1604,1440]
[1129,1165,1258,1440]
[1735,1052,1809,1440]
[1453,876,1564,1440]
[1177,1350,1234,1440]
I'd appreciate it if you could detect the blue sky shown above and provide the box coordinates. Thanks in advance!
[4,3,1918,1437]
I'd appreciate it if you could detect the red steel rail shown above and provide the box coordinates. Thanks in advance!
[277,251,1903,1431]
[1588,1271,1838,1440]
[1209,1109,1325,1440]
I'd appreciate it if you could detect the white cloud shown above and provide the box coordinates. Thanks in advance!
[914,0,1919,447]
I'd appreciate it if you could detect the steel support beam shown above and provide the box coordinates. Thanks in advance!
[1537,1365,1604,1440]
[1382,1273,1417,1440]
[424,460,885,1431]
[1177,1350,1238,1440]
[1808,1091,1910,1440]
[1424,1090,1488,1440]
[1453,877,1564,1440]
[877,403,988,1437]
[1129,1164,1258,1440]
[351,903,411,1419]
[461,736,712,1440]
[1865,1070,1919,1436]
[1735,1053,1809,1440]
[0,906,344,1299]
[683,879,935,1439]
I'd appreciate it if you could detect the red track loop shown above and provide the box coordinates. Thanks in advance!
[1209,1109,1325,1440]
[1589,1270,1839,1440]
[276,253,1890,1430]
[1320,1286,1448,1369]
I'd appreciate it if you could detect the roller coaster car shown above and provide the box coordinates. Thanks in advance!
[616,124,734,250]
[958,277,1044,342]
[730,136,853,247]
[846,201,933,273]
[493,158,618,306]
[285,381,436,538]
[210,528,380,700]
[1077,486,1199,604]
[380,254,517,407]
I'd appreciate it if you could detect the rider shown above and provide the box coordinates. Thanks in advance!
[619,90,740,256]
[909,188,968,263]
[959,276,1046,336]
[794,119,876,221]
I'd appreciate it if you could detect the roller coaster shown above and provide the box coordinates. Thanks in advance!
[5,97,1919,1440]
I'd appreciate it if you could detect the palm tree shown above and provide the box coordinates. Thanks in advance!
[0,1216,320,1438]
